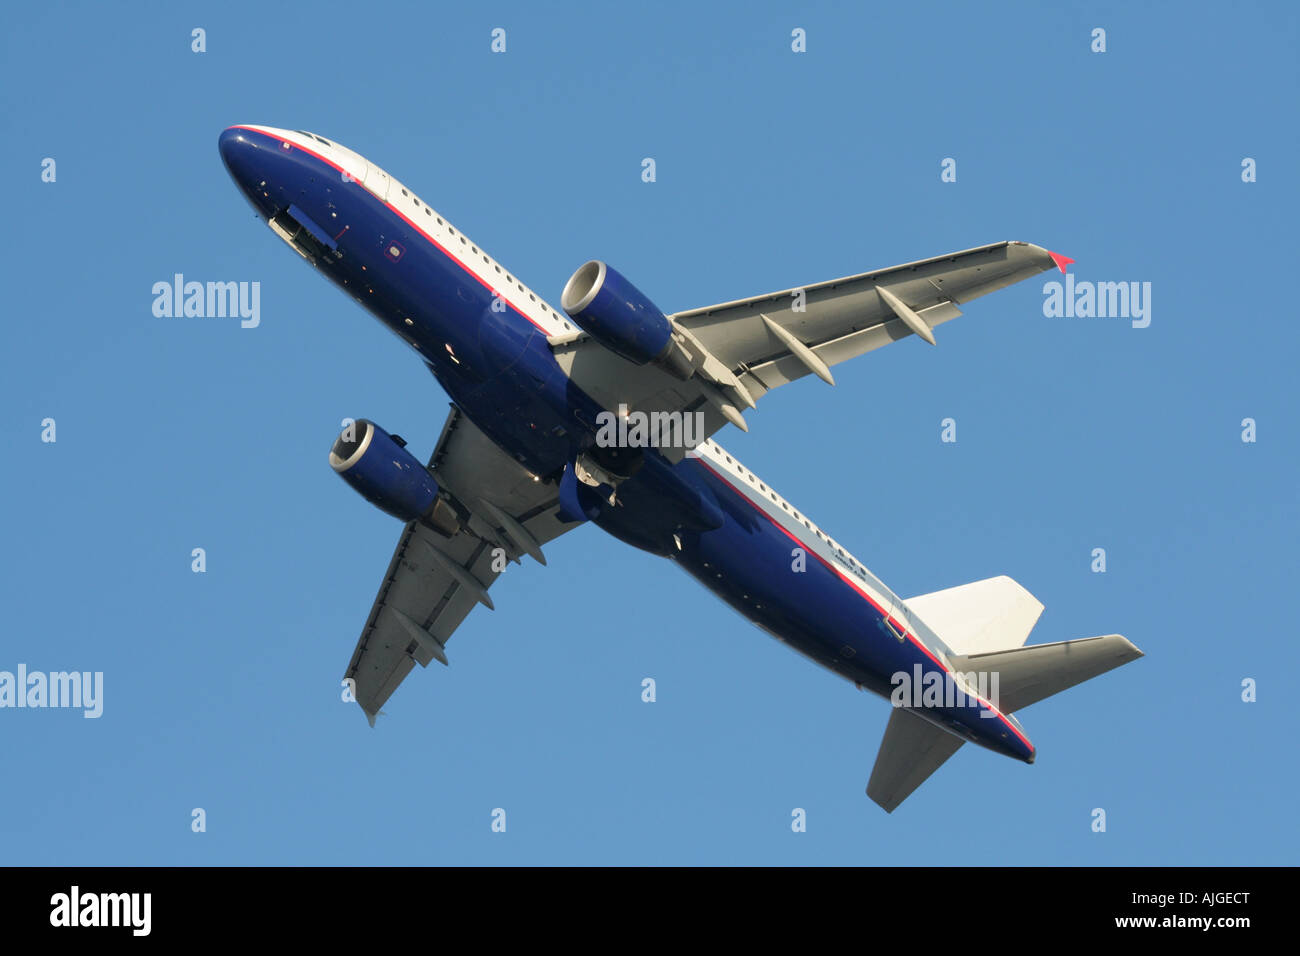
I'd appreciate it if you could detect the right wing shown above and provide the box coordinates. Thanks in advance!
[550,241,1062,454]
[866,708,966,813]
[343,406,579,724]
[669,240,1061,397]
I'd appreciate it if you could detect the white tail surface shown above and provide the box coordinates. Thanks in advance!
[904,575,1044,657]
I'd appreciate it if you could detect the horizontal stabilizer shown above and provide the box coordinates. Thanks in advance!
[905,575,1044,656]
[867,709,965,813]
[949,634,1143,714]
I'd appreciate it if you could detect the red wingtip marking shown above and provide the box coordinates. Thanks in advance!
[1048,251,1075,274]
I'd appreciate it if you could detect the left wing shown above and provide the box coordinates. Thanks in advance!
[550,241,1061,454]
[343,406,578,724]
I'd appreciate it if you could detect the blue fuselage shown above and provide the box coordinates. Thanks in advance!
[218,126,1034,763]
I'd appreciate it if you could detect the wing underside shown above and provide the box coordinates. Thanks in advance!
[343,406,576,723]
[549,241,1060,453]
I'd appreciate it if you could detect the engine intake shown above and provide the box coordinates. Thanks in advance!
[561,261,674,366]
[330,419,439,522]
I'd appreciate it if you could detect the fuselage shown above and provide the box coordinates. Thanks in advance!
[218,125,1034,763]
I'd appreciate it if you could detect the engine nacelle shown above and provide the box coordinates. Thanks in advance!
[560,261,674,366]
[329,419,439,522]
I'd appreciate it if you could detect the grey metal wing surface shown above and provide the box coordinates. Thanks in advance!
[549,241,1060,457]
[866,708,966,813]
[343,405,577,724]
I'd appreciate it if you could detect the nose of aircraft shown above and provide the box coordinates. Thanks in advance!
[218,126,257,189]
[217,125,241,157]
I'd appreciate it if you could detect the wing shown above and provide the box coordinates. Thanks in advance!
[549,241,1061,454]
[343,405,579,724]
[866,708,966,813]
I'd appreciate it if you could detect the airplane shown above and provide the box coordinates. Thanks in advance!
[219,124,1143,812]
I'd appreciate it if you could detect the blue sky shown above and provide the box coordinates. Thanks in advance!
[3,0,1296,864]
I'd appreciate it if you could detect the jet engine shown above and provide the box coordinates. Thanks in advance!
[559,262,753,433]
[329,419,440,522]
[561,261,691,372]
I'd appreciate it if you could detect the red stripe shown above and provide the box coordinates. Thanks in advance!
[231,127,550,335]
[692,455,1033,751]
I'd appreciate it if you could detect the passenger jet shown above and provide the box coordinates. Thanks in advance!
[219,125,1143,811]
